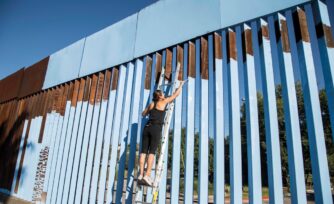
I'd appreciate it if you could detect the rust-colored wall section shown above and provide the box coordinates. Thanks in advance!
[71,80,80,107]
[89,74,99,105]
[78,78,86,102]
[188,41,196,78]
[245,29,254,56]
[323,24,334,48]
[177,45,184,80]
[67,82,75,103]
[95,72,105,104]
[18,57,49,98]
[0,68,24,103]
[155,53,162,84]
[201,37,209,80]
[103,70,112,100]
[111,68,119,91]
[297,9,310,42]
[145,56,152,90]
[59,84,69,116]
[6,99,27,189]
[0,99,21,189]
[280,19,291,53]
[38,90,52,143]
[165,49,172,81]
[261,23,270,40]
[46,89,55,113]
[54,86,62,114]
[84,77,92,102]
[37,92,47,143]
[14,95,37,193]
[228,30,237,61]
[214,33,222,60]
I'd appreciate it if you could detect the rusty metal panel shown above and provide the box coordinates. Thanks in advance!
[322,24,334,48]
[77,78,86,103]
[177,45,184,80]
[154,53,162,85]
[36,92,47,143]
[228,30,237,61]
[245,29,254,56]
[111,68,119,91]
[144,57,152,90]
[188,41,196,78]
[0,68,24,103]
[6,99,27,190]
[0,80,2,102]
[280,18,291,52]
[70,80,80,107]
[38,90,53,143]
[214,33,222,60]
[89,74,99,105]
[83,77,92,102]
[201,37,209,80]
[165,49,172,81]
[18,57,49,98]
[14,94,38,193]
[297,9,311,42]
[103,70,112,101]
[0,100,21,189]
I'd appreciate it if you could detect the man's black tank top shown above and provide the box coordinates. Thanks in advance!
[148,101,165,125]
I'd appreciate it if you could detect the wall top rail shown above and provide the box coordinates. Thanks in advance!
[39,0,311,90]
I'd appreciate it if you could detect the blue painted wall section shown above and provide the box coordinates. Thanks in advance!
[43,39,85,89]
[79,14,137,77]
[134,0,221,58]
[41,0,310,89]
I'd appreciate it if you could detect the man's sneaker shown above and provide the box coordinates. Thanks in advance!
[142,175,153,186]
[137,174,144,185]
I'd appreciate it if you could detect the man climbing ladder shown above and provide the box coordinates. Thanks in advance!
[136,62,184,203]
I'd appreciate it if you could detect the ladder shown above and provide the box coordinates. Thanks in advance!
[135,62,182,204]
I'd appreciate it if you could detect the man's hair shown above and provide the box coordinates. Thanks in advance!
[153,90,163,101]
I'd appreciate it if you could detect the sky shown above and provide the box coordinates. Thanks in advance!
[0,0,157,80]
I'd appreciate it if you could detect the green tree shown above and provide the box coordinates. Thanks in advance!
[165,82,334,191]
[240,82,334,189]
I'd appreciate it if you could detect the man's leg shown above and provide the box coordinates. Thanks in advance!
[139,153,146,177]
[145,153,155,177]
